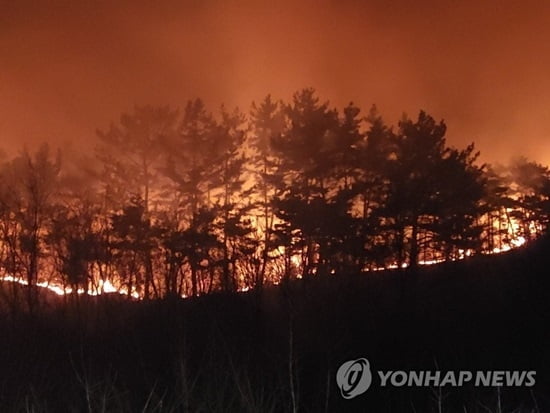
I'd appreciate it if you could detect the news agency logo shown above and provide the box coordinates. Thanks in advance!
[336,358,372,399]
[336,358,537,400]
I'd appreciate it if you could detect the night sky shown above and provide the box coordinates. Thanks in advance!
[1,0,550,163]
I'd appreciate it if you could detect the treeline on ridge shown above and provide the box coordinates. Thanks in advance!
[0,88,549,311]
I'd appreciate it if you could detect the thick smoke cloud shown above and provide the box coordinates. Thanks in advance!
[1,0,549,163]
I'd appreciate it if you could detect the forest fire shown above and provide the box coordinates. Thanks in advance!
[2,3,550,412]
[0,94,548,306]
[0,209,537,300]
[0,274,138,298]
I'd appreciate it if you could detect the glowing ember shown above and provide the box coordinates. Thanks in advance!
[0,221,538,298]
[0,275,139,299]
[99,279,118,294]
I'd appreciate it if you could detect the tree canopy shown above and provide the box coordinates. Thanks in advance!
[0,89,547,308]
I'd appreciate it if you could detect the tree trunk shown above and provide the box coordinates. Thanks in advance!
[410,217,419,269]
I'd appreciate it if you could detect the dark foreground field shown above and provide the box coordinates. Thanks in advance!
[1,238,549,412]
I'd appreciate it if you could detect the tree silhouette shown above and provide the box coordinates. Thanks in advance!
[374,112,486,267]
[110,196,160,299]
[0,90,546,305]
[271,89,342,277]
[96,105,178,213]
[507,157,550,239]
[480,165,513,252]
[0,145,61,312]
[249,95,286,287]
[352,105,397,269]
[48,201,93,301]
[209,107,255,292]
[429,145,486,260]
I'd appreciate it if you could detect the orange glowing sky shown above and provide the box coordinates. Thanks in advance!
[1,0,550,164]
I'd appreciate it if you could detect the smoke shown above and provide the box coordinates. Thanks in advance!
[1,0,549,163]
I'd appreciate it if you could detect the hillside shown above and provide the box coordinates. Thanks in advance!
[0,237,549,412]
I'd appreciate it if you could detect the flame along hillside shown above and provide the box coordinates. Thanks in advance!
[0,89,549,308]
